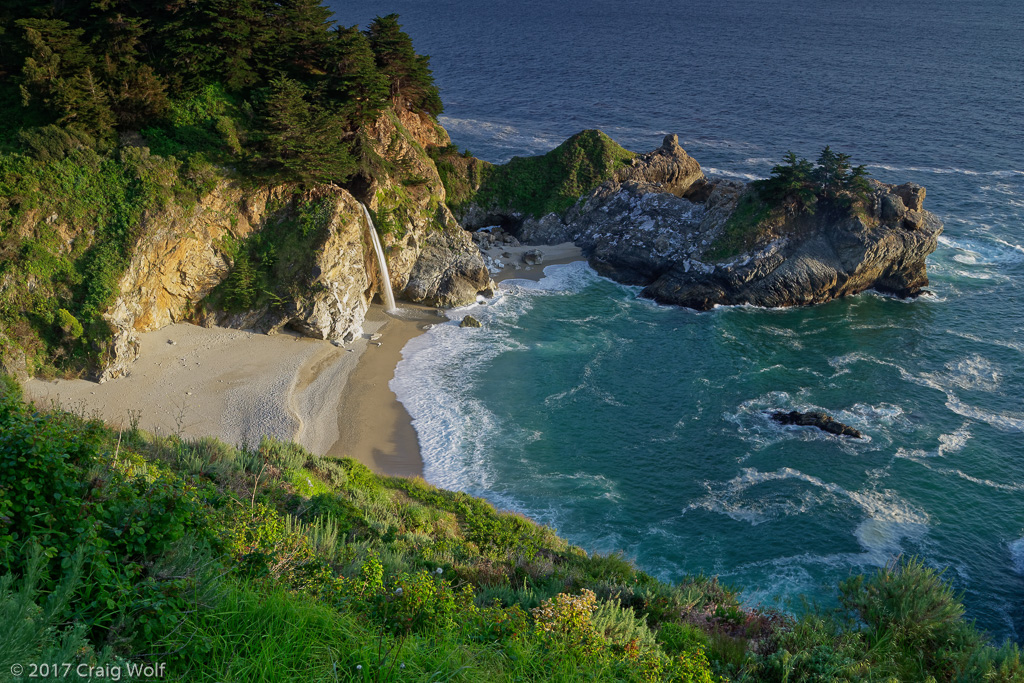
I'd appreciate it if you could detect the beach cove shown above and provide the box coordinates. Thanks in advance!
[24,243,584,479]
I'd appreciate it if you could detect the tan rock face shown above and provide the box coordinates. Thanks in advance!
[101,184,377,381]
[361,107,494,307]
[613,134,706,198]
[99,183,280,381]
[288,192,371,341]
[97,106,492,381]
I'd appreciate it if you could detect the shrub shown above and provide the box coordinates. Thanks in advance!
[0,546,120,676]
[657,621,710,656]
[258,435,309,470]
[592,597,658,652]
[839,556,984,678]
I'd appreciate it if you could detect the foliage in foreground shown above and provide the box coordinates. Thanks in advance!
[0,374,1020,682]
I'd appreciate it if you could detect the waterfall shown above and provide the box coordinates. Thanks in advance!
[360,203,397,312]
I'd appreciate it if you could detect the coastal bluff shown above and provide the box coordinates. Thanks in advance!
[449,132,943,311]
[64,108,492,382]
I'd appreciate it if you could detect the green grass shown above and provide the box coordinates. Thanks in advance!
[704,190,775,262]
[1,378,1020,682]
[434,129,635,218]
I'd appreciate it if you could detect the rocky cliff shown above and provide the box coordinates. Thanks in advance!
[453,133,942,311]
[96,106,493,381]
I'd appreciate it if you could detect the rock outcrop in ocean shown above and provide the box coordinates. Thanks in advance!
[452,133,942,311]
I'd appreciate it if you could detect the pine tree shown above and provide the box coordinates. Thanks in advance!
[159,0,274,92]
[755,151,817,213]
[274,0,335,75]
[258,76,357,183]
[365,14,442,115]
[813,146,852,201]
[325,26,389,125]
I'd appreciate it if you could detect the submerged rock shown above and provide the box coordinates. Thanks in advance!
[770,410,863,438]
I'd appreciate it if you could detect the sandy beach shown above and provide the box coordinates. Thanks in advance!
[23,242,584,477]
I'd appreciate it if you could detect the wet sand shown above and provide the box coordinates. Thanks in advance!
[22,242,585,477]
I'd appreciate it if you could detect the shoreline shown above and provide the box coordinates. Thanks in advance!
[329,242,584,476]
[22,242,584,478]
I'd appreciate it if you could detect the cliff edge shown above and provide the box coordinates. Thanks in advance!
[445,133,942,310]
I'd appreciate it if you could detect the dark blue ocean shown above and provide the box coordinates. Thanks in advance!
[330,0,1024,641]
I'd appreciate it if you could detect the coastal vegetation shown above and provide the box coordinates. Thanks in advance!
[706,148,873,261]
[2,376,1021,681]
[0,1,439,376]
[432,129,636,218]
[0,2,1015,681]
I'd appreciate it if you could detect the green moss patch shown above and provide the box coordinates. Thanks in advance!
[435,129,635,218]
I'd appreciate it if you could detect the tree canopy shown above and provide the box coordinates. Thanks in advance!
[0,1,442,184]
[755,147,872,214]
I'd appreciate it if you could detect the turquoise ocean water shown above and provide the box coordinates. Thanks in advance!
[331,0,1024,639]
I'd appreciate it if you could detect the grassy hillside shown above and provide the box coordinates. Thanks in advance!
[1,375,1020,682]
[431,129,635,218]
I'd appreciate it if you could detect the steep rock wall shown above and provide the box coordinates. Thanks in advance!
[97,106,493,381]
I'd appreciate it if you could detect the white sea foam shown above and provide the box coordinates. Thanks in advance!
[938,235,1024,265]
[702,167,763,181]
[725,391,898,450]
[1010,538,1024,575]
[930,467,1024,492]
[897,422,973,459]
[867,164,1024,178]
[500,260,603,295]
[683,467,928,564]
[941,355,1001,392]
[944,395,1024,433]
[437,116,560,159]
[854,518,927,565]
[937,424,972,456]
[945,330,1024,354]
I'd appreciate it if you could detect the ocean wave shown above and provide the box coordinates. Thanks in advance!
[702,167,763,181]
[543,354,625,408]
[867,164,1024,178]
[500,260,604,296]
[437,115,560,153]
[938,235,1024,265]
[1010,538,1024,576]
[929,466,1024,492]
[683,466,928,562]
[937,355,1001,392]
[944,395,1024,433]
[678,137,763,152]
[829,352,950,393]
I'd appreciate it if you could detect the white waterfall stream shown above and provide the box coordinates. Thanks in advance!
[360,203,397,312]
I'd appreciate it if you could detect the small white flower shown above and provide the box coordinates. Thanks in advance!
[399,663,406,670]
[435,567,443,575]
[394,587,403,596]
[356,665,362,671]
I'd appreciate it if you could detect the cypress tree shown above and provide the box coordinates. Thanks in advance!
[326,26,389,125]
[365,14,442,115]
[258,76,357,184]
[274,0,335,75]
